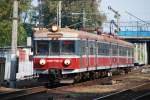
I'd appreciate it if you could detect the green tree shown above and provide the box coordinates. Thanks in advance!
[0,0,31,47]
[35,0,106,29]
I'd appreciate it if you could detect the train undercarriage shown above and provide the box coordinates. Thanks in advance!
[37,67,132,85]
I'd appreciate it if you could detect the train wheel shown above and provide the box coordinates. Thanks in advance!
[74,73,82,83]
[101,71,106,77]
[93,72,99,79]
[124,68,130,74]
[107,71,112,77]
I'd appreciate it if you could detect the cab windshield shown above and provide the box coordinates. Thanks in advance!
[35,40,75,55]
[36,41,49,55]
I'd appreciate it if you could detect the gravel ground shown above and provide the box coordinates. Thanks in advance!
[3,65,150,100]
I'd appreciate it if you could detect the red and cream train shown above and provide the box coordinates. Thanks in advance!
[33,26,134,83]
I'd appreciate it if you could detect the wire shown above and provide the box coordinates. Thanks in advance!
[125,11,150,26]
[67,18,92,28]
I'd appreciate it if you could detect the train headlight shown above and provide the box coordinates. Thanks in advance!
[39,59,46,65]
[52,25,58,32]
[64,59,71,66]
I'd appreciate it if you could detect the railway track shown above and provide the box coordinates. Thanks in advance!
[1,66,149,100]
[44,66,150,100]
[94,82,150,100]
[0,86,47,100]
[0,78,110,100]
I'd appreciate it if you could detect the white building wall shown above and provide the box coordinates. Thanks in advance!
[134,43,147,65]
[0,48,33,81]
[144,43,148,64]
[4,53,11,80]
[17,48,33,79]
[17,61,33,79]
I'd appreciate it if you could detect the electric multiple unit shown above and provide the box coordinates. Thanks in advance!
[33,26,134,83]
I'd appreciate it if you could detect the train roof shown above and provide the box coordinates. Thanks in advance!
[33,27,133,47]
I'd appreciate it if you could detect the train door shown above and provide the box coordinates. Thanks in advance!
[110,43,112,68]
[111,44,118,68]
[86,46,89,67]
[95,41,98,68]
[125,47,128,66]
[117,44,119,67]
[88,41,96,69]
[80,40,89,68]
[94,41,97,67]
[127,47,129,66]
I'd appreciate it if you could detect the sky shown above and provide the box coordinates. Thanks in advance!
[31,0,38,7]
[101,0,150,22]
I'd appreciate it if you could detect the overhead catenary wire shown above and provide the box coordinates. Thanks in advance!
[125,11,150,26]
[67,18,93,28]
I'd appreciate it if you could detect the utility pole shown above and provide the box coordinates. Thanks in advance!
[57,1,62,28]
[38,0,44,27]
[82,10,86,28]
[10,0,19,88]
[108,6,120,33]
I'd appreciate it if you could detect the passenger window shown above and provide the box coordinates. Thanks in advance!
[112,45,118,56]
[61,40,75,55]
[80,41,86,55]
[98,43,109,56]
[89,43,95,55]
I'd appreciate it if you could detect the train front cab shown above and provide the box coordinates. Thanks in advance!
[33,39,81,82]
